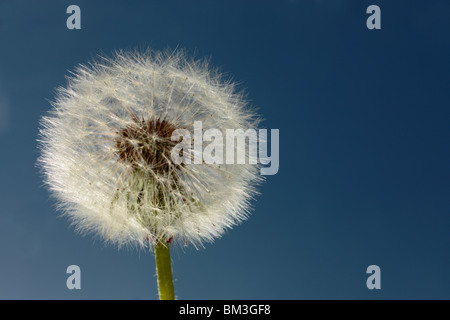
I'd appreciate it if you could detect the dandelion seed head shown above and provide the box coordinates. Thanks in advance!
[38,48,262,249]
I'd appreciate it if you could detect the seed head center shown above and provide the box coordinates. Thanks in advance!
[115,117,178,175]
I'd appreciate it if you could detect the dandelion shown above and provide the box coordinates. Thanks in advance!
[38,48,262,299]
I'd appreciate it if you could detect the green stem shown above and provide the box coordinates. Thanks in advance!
[154,241,175,300]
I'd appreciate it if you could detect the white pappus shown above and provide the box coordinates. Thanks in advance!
[38,48,263,250]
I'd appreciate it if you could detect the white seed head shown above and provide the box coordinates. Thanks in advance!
[38,48,262,249]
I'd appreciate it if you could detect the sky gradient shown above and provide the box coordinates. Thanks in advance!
[0,0,449,299]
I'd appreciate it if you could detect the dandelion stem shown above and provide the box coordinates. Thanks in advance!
[154,241,175,300]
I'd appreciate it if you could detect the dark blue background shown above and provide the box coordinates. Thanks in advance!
[0,0,449,299]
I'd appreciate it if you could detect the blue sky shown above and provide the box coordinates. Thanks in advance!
[0,0,449,299]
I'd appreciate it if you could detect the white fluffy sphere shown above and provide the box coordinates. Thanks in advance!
[38,49,262,249]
